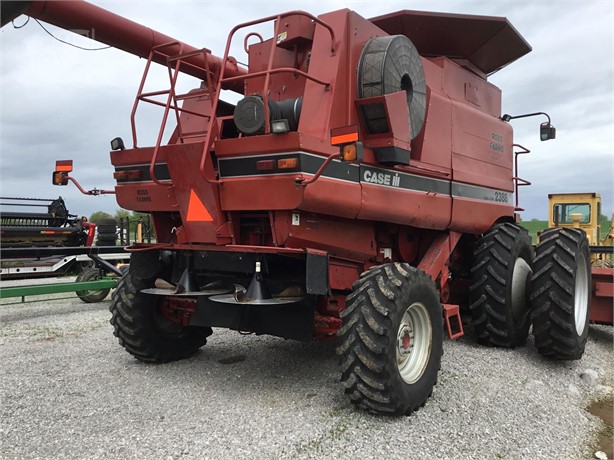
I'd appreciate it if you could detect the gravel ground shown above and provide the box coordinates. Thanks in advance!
[1,281,612,460]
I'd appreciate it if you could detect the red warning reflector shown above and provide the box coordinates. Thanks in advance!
[55,160,73,172]
[256,160,275,171]
[186,190,213,222]
[331,125,359,146]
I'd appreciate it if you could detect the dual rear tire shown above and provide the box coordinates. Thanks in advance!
[530,227,591,359]
[336,224,591,415]
[469,223,591,360]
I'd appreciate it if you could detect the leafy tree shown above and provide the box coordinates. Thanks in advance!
[115,209,130,221]
[89,211,114,223]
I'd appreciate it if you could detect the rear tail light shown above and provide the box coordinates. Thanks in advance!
[113,170,143,181]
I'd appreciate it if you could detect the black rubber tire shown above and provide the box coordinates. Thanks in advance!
[469,223,533,347]
[109,262,212,363]
[97,225,117,234]
[530,228,591,360]
[97,219,117,226]
[336,263,443,415]
[97,231,117,238]
[76,267,111,303]
[95,239,117,247]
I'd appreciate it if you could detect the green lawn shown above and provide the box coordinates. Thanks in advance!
[520,219,612,244]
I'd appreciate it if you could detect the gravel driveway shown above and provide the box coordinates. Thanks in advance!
[1,286,612,459]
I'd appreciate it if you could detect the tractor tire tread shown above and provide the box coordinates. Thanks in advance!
[469,223,532,348]
[530,227,590,360]
[336,263,442,415]
[109,263,211,363]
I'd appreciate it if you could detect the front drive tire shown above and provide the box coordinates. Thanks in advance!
[336,263,443,415]
[469,223,533,347]
[109,262,212,363]
[530,228,591,359]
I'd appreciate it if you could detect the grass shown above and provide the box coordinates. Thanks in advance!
[520,219,612,244]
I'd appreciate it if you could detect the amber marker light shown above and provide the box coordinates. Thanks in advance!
[113,170,143,180]
[277,158,299,169]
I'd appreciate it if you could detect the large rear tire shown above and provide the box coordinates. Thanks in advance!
[109,252,211,363]
[337,263,443,415]
[469,223,533,347]
[530,227,591,359]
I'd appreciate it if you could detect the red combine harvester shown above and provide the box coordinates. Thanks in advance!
[3,1,596,415]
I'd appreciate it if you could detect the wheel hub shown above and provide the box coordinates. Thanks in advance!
[397,325,413,356]
[396,302,432,384]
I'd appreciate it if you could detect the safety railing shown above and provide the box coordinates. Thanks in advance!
[198,11,337,184]
[512,144,531,212]
[131,42,217,186]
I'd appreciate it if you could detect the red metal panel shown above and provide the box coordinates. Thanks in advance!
[329,259,363,291]
[301,177,361,219]
[440,59,502,117]
[246,39,309,100]
[591,267,613,325]
[215,132,337,158]
[450,102,513,193]
[286,212,376,261]
[299,11,383,139]
[114,182,176,213]
[409,84,451,171]
[450,198,515,234]
[417,231,461,280]
[357,184,452,230]
[369,10,531,75]
[219,176,304,211]
[163,143,225,244]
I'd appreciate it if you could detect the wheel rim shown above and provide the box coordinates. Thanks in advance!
[511,257,532,320]
[574,253,589,335]
[82,272,105,297]
[396,301,432,384]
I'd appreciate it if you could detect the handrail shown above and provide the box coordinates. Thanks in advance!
[298,154,340,186]
[148,44,184,186]
[244,32,264,54]
[221,67,331,89]
[512,143,531,211]
[131,41,216,186]
[198,11,336,184]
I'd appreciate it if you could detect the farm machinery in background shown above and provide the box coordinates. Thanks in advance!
[0,196,94,248]
[0,192,126,292]
[3,0,600,415]
[0,159,155,282]
[543,192,613,326]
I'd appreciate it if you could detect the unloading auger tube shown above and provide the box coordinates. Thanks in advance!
[0,0,246,94]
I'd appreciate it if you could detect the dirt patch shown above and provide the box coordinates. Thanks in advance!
[588,395,613,459]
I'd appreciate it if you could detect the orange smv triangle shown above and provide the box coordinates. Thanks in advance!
[186,189,213,222]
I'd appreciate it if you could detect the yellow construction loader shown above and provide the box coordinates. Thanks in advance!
[545,192,613,325]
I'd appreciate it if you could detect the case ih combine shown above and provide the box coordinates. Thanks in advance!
[3,1,598,415]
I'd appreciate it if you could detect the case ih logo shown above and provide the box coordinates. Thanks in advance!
[363,170,401,187]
